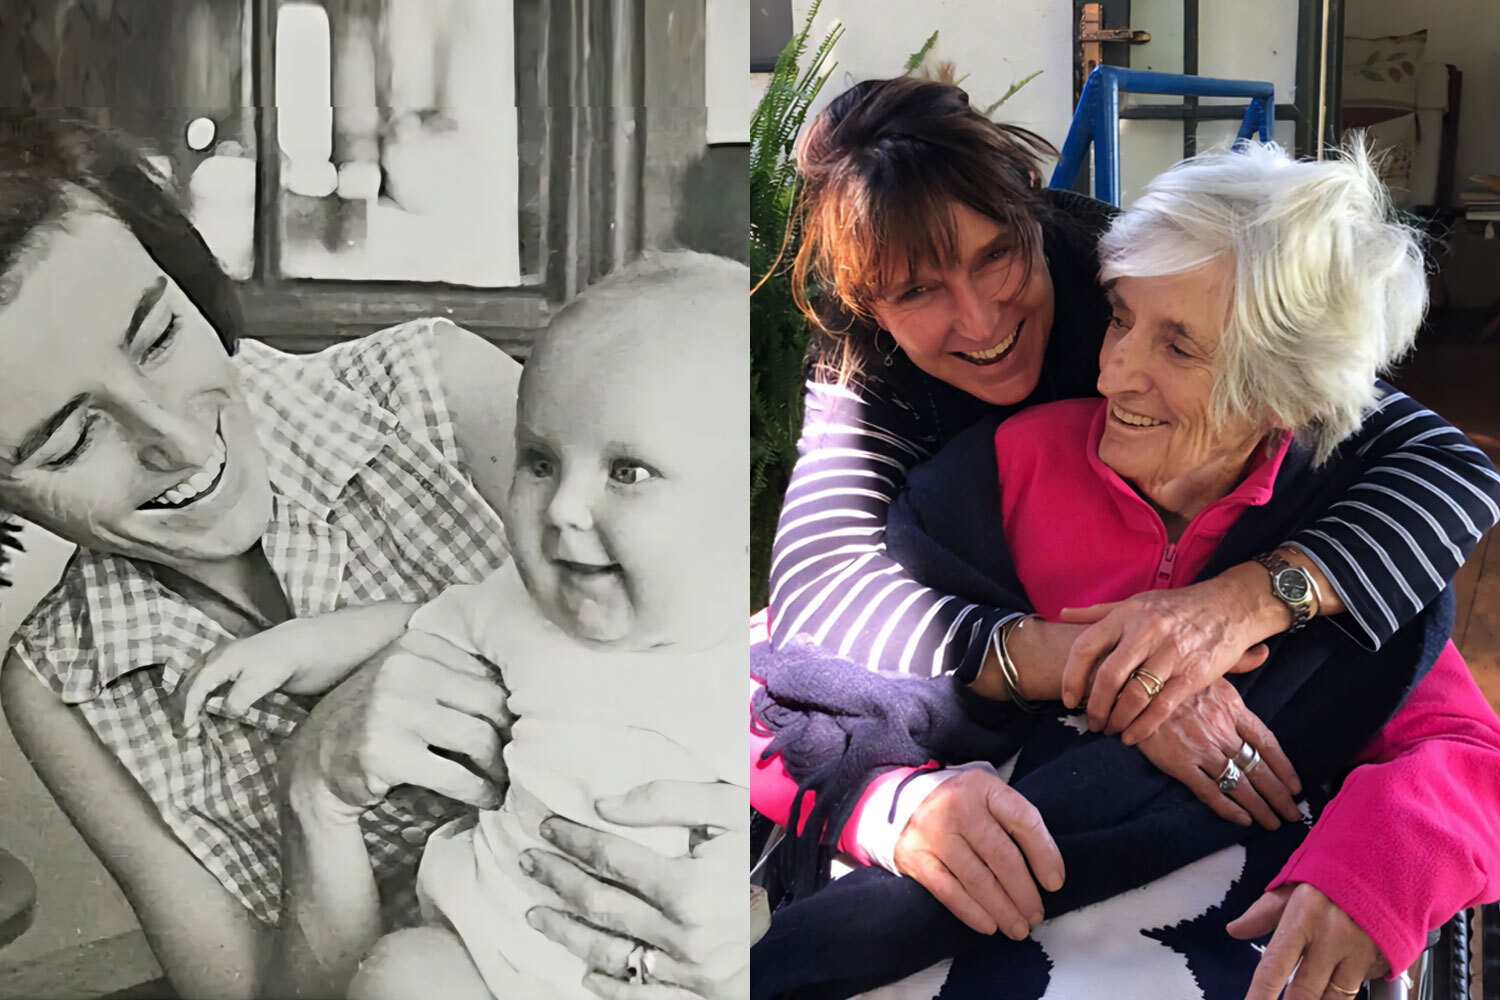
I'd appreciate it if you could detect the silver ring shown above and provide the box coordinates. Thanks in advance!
[1217,759,1242,794]
[624,942,651,985]
[1232,740,1262,774]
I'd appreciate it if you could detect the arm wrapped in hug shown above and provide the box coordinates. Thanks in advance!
[750,419,1456,998]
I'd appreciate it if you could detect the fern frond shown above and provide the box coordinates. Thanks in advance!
[983,69,1044,116]
[904,30,939,74]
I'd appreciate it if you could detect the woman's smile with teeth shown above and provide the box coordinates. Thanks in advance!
[957,320,1022,365]
[1110,404,1167,428]
[140,428,227,510]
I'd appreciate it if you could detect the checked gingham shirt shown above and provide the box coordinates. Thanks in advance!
[10,319,510,927]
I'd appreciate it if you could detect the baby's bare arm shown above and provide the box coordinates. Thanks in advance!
[180,601,423,733]
[304,601,423,673]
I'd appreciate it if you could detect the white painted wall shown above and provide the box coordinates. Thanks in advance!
[709,0,751,143]
[1345,0,1500,308]
[1118,0,1300,206]
[786,0,1303,206]
[790,0,1076,156]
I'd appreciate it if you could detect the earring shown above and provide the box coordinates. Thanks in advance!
[875,328,898,367]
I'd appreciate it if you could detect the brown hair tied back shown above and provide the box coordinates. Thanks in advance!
[789,77,1057,380]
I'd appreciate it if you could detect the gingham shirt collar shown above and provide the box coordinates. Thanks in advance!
[242,339,400,521]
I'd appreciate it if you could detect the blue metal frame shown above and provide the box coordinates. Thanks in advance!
[1049,67,1275,206]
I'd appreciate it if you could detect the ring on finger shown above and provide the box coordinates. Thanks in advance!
[1232,740,1262,774]
[1216,759,1242,794]
[624,942,654,985]
[1325,979,1361,997]
[1130,668,1165,700]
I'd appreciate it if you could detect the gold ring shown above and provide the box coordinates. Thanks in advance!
[1130,668,1165,699]
[1325,980,1360,997]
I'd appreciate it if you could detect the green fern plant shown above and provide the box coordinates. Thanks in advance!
[906,31,1042,116]
[749,0,841,610]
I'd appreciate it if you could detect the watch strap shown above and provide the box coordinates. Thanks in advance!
[1255,552,1313,632]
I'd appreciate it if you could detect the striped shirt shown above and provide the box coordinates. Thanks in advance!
[770,377,1500,678]
[9,320,510,927]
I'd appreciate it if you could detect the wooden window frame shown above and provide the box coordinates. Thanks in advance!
[244,0,643,354]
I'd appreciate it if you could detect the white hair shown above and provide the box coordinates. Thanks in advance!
[1098,136,1426,465]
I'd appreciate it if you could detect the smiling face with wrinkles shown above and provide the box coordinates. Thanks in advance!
[0,201,271,569]
[1096,266,1272,519]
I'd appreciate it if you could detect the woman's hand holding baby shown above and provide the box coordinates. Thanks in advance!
[522,779,749,999]
[282,630,513,821]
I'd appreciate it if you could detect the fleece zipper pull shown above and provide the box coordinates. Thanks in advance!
[1156,542,1178,587]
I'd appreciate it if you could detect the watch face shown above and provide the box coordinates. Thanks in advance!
[1276,569,1309,603]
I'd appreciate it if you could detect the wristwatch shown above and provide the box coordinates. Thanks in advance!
[1254,552,1316,632]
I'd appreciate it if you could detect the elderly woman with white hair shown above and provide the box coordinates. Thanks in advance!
[749,140,1500,1000]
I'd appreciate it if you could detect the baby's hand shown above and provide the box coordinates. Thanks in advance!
[177,621,340,737]
[177,601,418,738]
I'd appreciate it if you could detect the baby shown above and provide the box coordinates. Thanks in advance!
[179,252,749,997]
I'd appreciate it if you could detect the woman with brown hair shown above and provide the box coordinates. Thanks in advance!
[759,76,1500,990]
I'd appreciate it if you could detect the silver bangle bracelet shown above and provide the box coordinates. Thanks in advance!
[993,615,1043,713]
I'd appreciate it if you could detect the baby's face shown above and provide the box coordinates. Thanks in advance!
[507,306,742,651]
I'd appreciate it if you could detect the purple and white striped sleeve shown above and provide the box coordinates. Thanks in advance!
[768,378,1020,677]
[1288,385,1500,650]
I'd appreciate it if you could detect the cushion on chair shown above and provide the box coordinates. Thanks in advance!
[1340,60,1454,209]
[1346,111,1417,206]
[1343,31,1428,109]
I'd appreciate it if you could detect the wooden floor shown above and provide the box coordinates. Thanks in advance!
[1392,336,1500,716]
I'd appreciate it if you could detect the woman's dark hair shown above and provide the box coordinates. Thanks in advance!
[0,109,243,354]
[790,77,1057,380]
[0,518,21,590]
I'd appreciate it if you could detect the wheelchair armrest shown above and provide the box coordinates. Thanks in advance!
[1366,908,1472,1000]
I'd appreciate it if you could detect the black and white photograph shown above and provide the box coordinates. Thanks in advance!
[0,2,749,998]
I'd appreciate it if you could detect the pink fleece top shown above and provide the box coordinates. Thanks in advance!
[751,398,1500,975]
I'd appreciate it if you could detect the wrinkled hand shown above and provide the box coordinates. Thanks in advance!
[1059,581,1269,743]
[890,769,1065,939]
[1135,678,1303,829]
[524,780,748,1000]
[283,631,511,820]
[1229,883,1389,1000]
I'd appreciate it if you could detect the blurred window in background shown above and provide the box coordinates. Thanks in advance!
[4,0,645,349]
[273,0,521,285]
[750,0,792,72]
[707,0,751,145]
[45,0,525,289]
